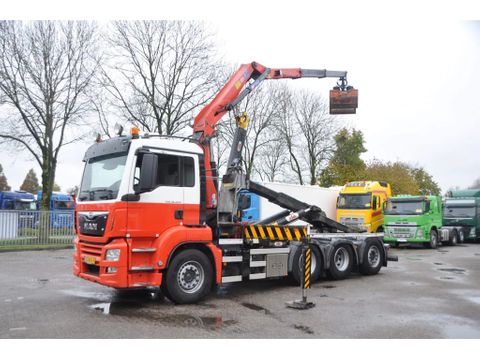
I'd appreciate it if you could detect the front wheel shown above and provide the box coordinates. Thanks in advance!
[291,246,322,285]
[163,249,213,304]
[328,244,353,280]
[427,230,438,249]
[359,241,384,275]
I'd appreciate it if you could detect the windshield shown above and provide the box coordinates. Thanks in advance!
[79,153,127,201]
[444,206,475,218]
[14,200,36,211]
[385,200,425,215]
[54,200,75,210]
[337,193,372,209]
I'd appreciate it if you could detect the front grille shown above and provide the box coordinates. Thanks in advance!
[78,212,108,236]
[340,217,365,230]
[389,226,416,238]
[80,242,103,256]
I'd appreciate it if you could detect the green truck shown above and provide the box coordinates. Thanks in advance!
[383,195,460,248]
[443,189,480,242]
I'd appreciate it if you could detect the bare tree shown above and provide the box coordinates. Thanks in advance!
[293,90,338,185]
[276,87,306,184]
[256,136,289,182]
[468,178,480,189]
[0,21,100,209]
[101,21,219,136]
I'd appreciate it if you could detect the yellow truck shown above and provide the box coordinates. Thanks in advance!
[336,181,392,232]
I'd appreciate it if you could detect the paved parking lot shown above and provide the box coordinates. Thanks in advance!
[1,243,480,338]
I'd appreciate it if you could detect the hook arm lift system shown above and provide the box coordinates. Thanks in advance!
[191,61,357,233]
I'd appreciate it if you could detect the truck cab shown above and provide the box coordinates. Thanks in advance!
[0,191,36,211]
[383,195,445,247]
[443,189,480,241]
[336,181,391,232]
[73,135,212,290]
[37,191,75,228]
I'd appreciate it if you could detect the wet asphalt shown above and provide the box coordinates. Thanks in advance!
[1,243,480,339]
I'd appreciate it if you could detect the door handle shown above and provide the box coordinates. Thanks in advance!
[175,209,183,220]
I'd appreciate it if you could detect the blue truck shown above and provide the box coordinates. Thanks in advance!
[0,191,37,230]
[0,191,36,210]
[37,191,75,228]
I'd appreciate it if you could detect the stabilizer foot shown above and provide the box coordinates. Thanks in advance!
[286,299,315,310]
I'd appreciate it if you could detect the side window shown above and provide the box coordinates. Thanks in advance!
[133,152,195,190]
[182,157,195,187]
[4,200,14,210]
[157,154,180,186]
[372,196,378,210]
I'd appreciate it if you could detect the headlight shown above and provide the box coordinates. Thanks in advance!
[385,227,391,235]
[105,249,121,261]
[416,228,424,238]
[470,228,476,236]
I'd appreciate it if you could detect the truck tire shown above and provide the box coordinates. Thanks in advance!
[359,241,384,275]
[328,244,353,280]
[291,246,322,285]
[427,229,438,249]
[163,249,213,304]
[448,230,458,246]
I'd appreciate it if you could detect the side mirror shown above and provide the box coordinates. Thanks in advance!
[137,153,158,194]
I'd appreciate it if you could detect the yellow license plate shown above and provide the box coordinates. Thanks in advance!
[84,255,96,265]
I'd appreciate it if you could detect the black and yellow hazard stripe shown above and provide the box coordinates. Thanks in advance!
[304,247,311,289]
[244,224,309,241]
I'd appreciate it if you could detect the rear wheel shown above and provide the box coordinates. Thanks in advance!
[448,230,458,246]
[328,244,353,280]
[291,246,322,285]
[163,249,213,304]
[359,241,384,275]
[428,230,438,249]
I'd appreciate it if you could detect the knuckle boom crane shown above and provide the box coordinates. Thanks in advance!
[74,61,394,305]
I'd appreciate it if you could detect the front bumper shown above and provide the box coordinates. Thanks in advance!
[383,235,428,243]
[73,237,162,289]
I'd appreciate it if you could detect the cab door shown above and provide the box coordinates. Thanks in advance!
[128,150,185,238]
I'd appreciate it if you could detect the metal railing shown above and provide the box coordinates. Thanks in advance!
[0,210,75,249]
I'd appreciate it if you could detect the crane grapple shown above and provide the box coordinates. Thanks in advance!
[330,86,358,114]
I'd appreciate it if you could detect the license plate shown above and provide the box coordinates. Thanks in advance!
[84,255,96,265]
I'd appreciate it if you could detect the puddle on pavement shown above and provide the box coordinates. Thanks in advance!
[433,263,443,265]
[241,302,271,315]
[440,276,455,280]
[475,253,480,256]
[442,324,480,338]
[89,301,236,330]
[438,268,466,275]
[321,285,336,289]
[61,289,113,302]
[294,324,314,335]
[465,296,480,305]
[437,250,449,253]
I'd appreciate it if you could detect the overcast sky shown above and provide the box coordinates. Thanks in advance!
[1,2,479,194]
